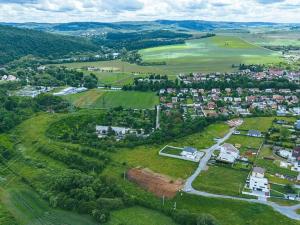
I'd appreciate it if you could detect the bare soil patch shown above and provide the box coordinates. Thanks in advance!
[127,167,184,198]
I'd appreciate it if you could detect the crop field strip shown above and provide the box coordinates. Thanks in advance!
[139,35,283,73]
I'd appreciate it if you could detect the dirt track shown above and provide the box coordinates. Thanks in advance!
[127,168,184,198]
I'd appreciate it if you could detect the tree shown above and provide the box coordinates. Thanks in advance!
[196,214,219,225]
[284,184,296,194]
[92,209,110,223]
[280,127,290,141]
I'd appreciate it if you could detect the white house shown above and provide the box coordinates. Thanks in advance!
[217,143,239,163]
[180,147,198,160]
[249,167,270,196]
[96,126,130,137]
[95,125,145,139]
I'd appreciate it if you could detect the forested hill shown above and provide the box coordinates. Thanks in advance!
[0,25,99,64]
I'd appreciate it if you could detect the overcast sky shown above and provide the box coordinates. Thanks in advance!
[0,0,300,23]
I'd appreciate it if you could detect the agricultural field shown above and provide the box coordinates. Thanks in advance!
[192,166,249,197]
[106,206,177,225]
[54,60,170,76]
[63,89,159,109]
[239,30,300,47]
[139,36,283,74]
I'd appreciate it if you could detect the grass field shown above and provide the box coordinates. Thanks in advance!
[0,185,98,225]
[63,89,159,109]
[239,117,276,132]
[168,122,230,149]
[106,206,177,225]
[226,135,263,155]
[54,60,170,76]
[111,145,197,179]
[139,36,283,74]
[192,166,249,197]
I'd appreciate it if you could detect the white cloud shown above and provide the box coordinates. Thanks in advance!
[0,0,299,23]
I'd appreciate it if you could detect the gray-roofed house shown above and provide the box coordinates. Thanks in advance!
[247,130,262,137]
[217,143,239,163]
[181,147,197,158]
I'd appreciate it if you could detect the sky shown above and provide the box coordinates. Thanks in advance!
[0,0,300,23]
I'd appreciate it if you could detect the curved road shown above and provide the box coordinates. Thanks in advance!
[183,127,300,221]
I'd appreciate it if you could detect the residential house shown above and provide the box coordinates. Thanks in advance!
[217,143,239,163]
[247,130,262,137]
[249,167,270,196]
[181,147,198,160]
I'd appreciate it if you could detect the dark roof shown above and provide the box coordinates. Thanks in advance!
[292,147,300,159]
[253,167,265,174]
[248,130,261,135]
[183,147,197,153]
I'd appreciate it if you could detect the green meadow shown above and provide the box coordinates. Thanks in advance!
[106,206,177,225]
[139,36,283,74]
[63,89,159,109]
[192,166,249,197]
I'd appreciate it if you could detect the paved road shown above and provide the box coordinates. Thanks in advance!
[184,127,236,192]
[183,127,300,221]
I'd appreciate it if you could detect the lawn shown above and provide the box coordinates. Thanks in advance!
[226,135,263,154]
[161,146,183,156]
[173,193,299,225]
[168,122,230,149]
[239,117,275,132]
[64,89,159,109]
[192,166,249,197]
[139,36,283,74]
[111,145,197,179]
[106,206,177,225]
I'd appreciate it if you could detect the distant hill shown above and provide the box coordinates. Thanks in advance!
[1,20,290,35]
[0,25,98,64]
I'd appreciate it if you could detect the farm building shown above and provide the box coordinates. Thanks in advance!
[217,143,239,163]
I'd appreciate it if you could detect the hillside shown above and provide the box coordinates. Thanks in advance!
[0,25,99,64]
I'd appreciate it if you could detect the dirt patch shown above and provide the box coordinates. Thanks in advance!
[127,168,184,198]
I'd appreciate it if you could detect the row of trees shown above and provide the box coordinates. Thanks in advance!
[124,76,300,91]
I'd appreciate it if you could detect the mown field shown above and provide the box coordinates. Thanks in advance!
[192,166,249,197]
[139,36,283,74]
[167,122,230,150]
[0,112,299,225]
[106,206,177,225]
[63,89,159,109]
[239,116,296,132]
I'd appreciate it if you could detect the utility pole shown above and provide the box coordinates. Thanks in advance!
[162,195,165,206]
[123,171,126,180]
